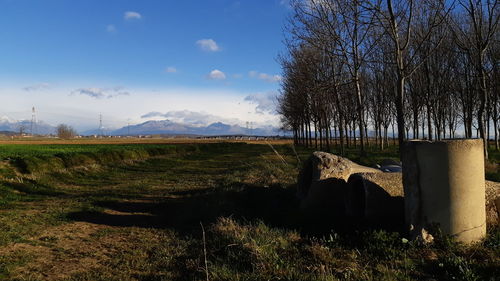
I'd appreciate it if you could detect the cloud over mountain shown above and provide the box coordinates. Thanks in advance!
[140,110,240,127]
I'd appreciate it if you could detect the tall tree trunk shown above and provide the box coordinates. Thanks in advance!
[365,121,369,147]
[496,124,499,151]
[355,79,365,155]
[494,118,499,151]
[338,119,345,156]
[345,123,350,148]
[422,114,425,139]
[392,122,396,146]
[307,120,312,147]
[383,126,388,149]
[478,66,489,159]
[395,75,406,154]
[314,121,318,149]
[487,112,490,148]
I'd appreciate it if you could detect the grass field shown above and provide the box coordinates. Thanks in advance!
[0,142,498,280]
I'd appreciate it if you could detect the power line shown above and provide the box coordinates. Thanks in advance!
[30,106,37,136]
[99,114,103,137]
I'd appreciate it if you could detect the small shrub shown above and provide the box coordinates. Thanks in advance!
[483,225,500,250]
[437,254,479,281]
[360,230,406,260]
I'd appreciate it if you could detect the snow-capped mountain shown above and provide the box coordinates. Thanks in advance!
[86,120,283,136]
[0,117,56,135]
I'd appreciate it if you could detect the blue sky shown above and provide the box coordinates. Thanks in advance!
[0,0,290,131]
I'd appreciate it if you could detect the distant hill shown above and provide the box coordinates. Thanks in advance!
[0,131,16,136]
[0,116,56,135]
[84,120,283,136]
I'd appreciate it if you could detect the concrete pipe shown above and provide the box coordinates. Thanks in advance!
[300,178,349,217]
[297,151,380,200]
[403,139,486,243]
[346,173,404,226]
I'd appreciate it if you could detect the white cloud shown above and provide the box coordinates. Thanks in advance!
[165,67,177,73]
[23,83,51,92]
[71,87,130,99]
[106,24,116,32]
[109,92,129,99]
[141,111,164,119]
[207,69,226,80]
[124,11,142,20]
[72,88,105,99]
[0,84,281,132]
[244,92,278,114]
[248,71,282,83]
[196,39,221,52]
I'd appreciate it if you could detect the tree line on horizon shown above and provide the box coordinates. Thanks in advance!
[277,0,499,159]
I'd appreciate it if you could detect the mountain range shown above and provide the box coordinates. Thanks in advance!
[0,116,56,135]
[0,117,283,136]
[84,120,283,136]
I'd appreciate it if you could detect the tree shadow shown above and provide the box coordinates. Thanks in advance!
[67,177,406,237]
[345,176,405,232]
[67,183,303,235]
[2,181,65,197]
[298,176,406,235]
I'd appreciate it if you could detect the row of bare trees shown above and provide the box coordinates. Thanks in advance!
[278,0,499,159]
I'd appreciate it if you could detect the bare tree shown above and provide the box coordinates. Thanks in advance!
[370,0,451,152]
[57,124,77,139]
[448,0,500,158]
[278,0,498,160]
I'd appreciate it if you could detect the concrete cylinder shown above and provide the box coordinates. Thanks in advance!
[403,139,486,243]
[346,172,404,224]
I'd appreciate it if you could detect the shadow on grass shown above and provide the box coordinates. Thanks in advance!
[2,181,65,197]
[67,184,303,235]
[67,182,407,237]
